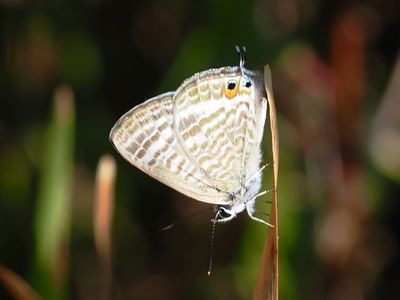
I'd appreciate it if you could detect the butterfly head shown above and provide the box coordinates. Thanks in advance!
[219,47,265,103]
[221,48,259,100]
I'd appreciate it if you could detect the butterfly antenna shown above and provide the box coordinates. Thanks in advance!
[235,45,246,70]
[241,46,247,67]
[208,210,220,276]
[235,45,241,57]
[207,218,217,276]
[158,206,213,231]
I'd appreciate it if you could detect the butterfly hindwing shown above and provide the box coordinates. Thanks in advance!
[110,92,228,204]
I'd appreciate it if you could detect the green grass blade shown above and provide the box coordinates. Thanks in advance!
[32,85,75,300]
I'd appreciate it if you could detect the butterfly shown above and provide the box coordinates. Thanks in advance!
[110,46,271,226]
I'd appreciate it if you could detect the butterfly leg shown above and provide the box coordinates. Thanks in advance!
[211,210,221,223]
[212,207,236,223]
[245,163,271,186]
[246,207,274,227]
[254,188,275,204]
[245,190,274,227]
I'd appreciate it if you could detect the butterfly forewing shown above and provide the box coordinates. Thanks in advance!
[172,67,267,193]
[109,92,228,204]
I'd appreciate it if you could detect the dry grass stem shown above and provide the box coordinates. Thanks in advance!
[253,65,279,300]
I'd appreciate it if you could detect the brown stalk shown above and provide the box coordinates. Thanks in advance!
[253,65,279,300]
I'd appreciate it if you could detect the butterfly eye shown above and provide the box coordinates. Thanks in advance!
[224,79,239,99]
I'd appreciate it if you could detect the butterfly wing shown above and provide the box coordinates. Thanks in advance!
[110,92,228,204]
[172,66,268,193]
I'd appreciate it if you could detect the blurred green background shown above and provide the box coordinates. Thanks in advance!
[1,0,400,299]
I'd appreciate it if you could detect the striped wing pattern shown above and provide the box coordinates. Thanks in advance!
[110,92,227,204]
[173,67,266,193]
[110,66,267,205]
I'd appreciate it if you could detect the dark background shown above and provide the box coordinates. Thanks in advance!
[1,0,400,299]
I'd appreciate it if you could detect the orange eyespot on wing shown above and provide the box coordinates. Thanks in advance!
[224,79,239,99]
